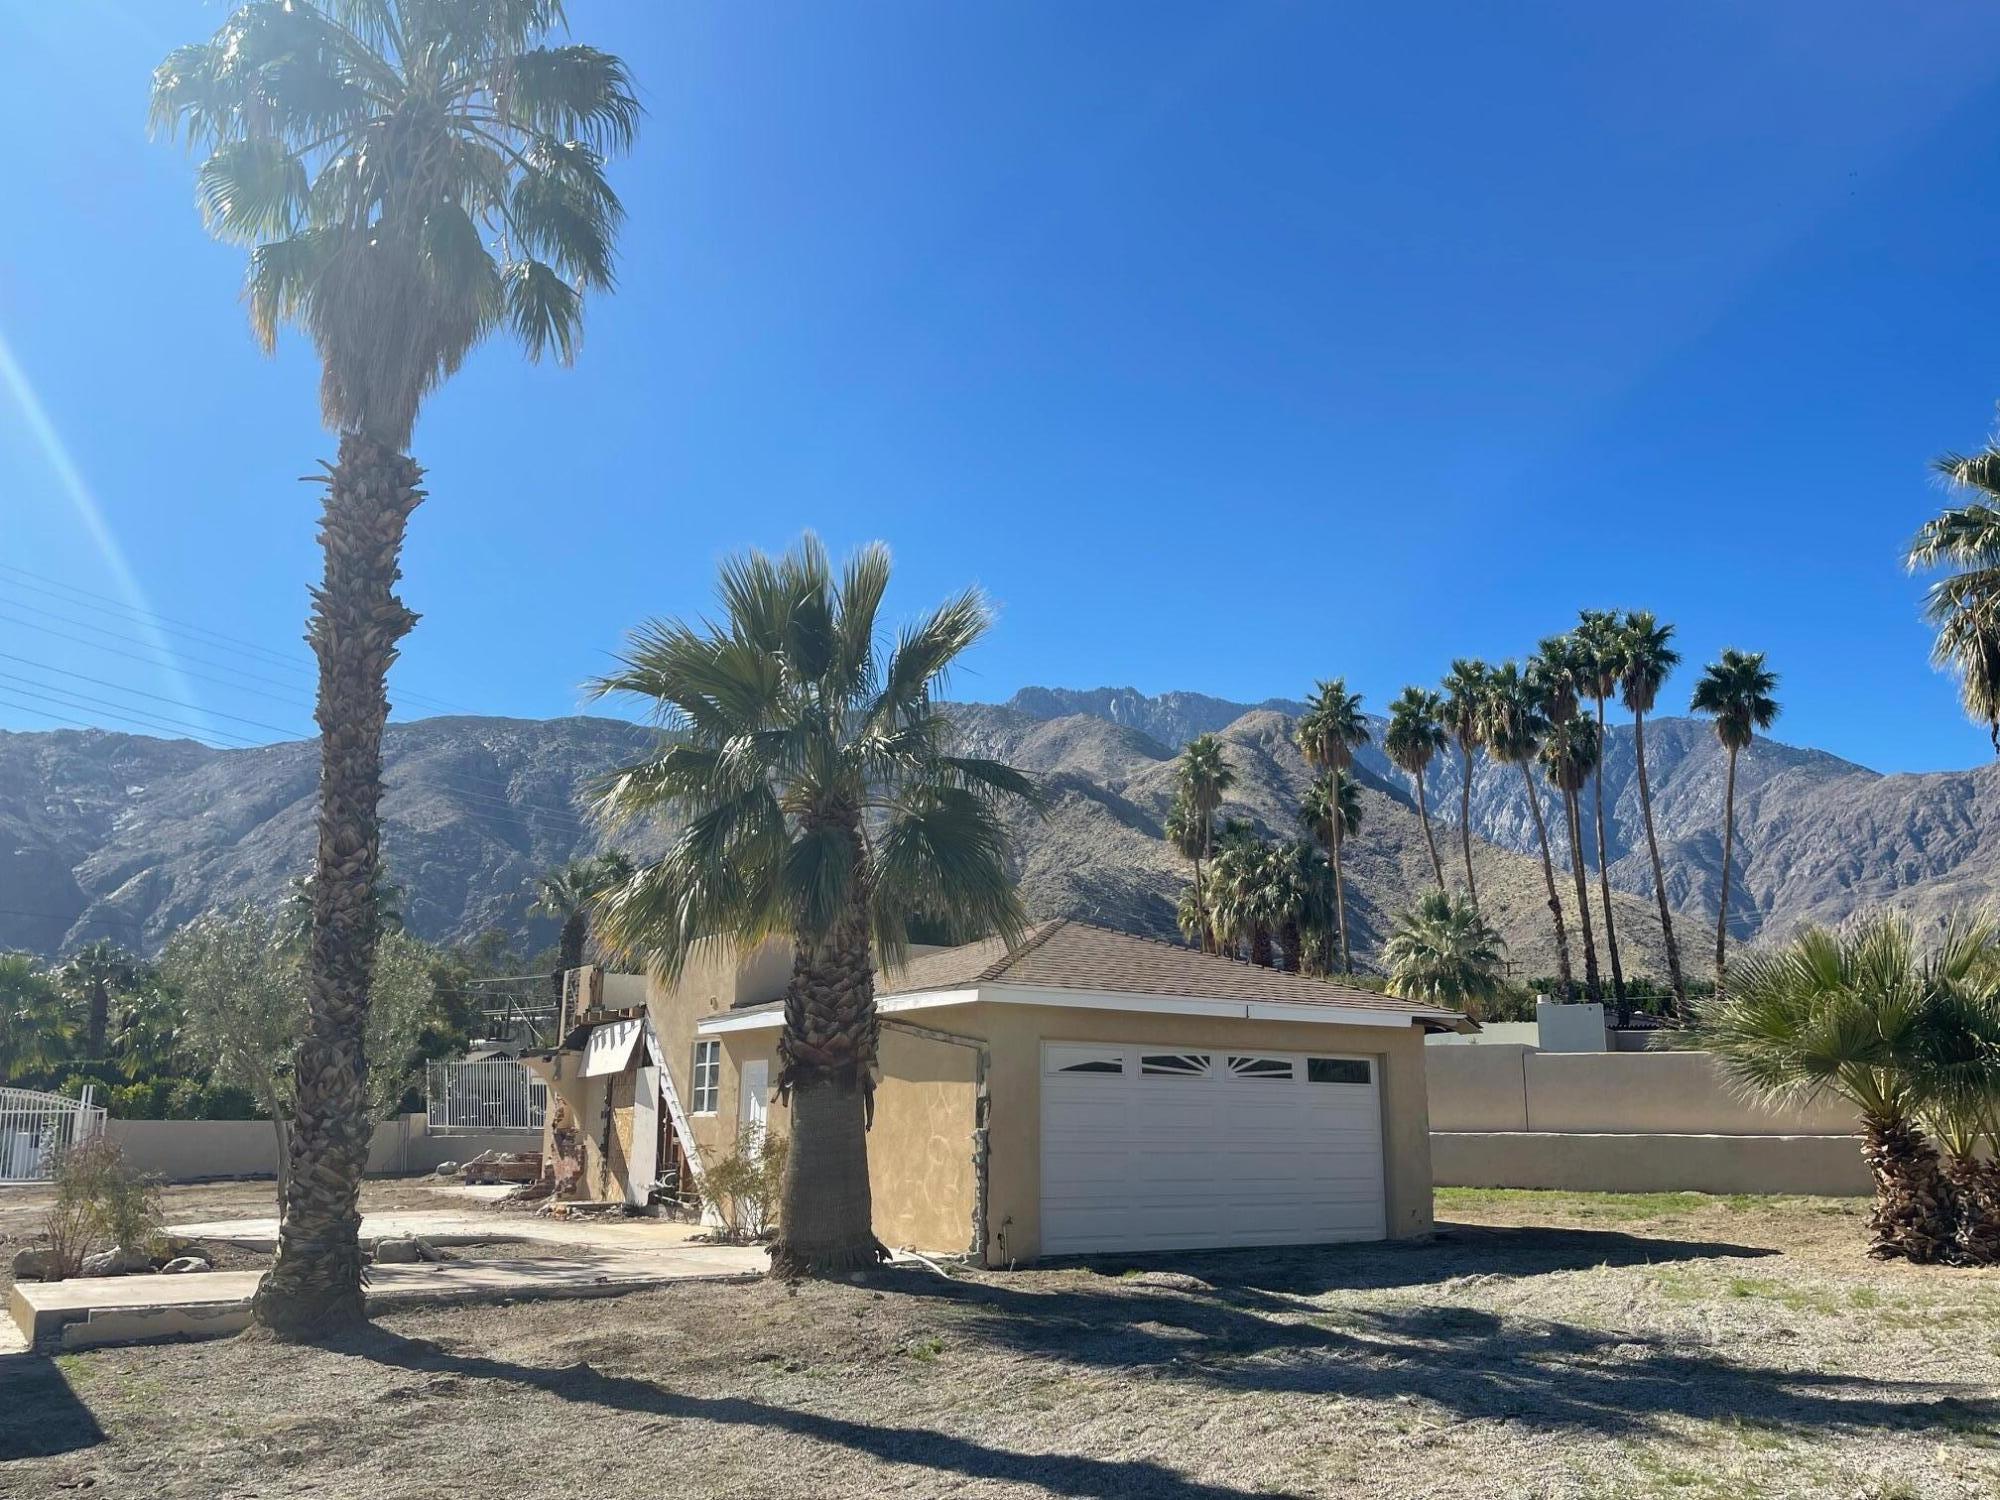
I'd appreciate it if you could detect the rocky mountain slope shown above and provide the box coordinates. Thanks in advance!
[6,686,1999,976]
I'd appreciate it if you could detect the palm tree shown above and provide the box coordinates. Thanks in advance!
[1384,687,1449,890]
[1259,839,1335,975]
[1173,736,1235,953]
[1689,650,1780,994]
[0,952,69,1078]
[1906,450,2000,754]
[1695,915,1977,1263]
[1540,714,1604,1003]
[1300,772,1363,974]
[1384,891,1508,1019]
[1531,636,1601,1000]
[1207,822,1275,967]
[1293,680,1371,971]
[153,1,638,1336]
[1906,971,2000,1263]
[1440,659,1491,911]
[55,941,143,1059]
[590,538,1037,1276]
[1620,610,1688,1015]
[1574,610,1630,1016]
[1484,662,1573,998]
[532,851,636,993]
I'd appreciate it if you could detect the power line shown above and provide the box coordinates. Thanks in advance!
[0,652,311,739]
[0,563,487,717]
[0,683,251,748]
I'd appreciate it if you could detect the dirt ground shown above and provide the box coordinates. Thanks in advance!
[4,1185,1999,1499]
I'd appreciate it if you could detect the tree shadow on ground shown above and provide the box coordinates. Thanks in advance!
[350,1328,1278,1500]
[0,1352,106,1460]
[882,1224,1993,1443]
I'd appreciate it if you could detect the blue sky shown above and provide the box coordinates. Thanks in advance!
[5,2,2000,773]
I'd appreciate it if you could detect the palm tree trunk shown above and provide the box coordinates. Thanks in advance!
[772,837,886,1277]
[1192,849,1211,955]
[1415,763,1445,891]
[1861,1115,1956,1264]
[1519,764,1573,998]
[1280,918,1302,973]
[1942,1155,2000,1265]
[1332,817,1351,972]
[87,982,108,1059]
[1630,710,1686,1015]
[559,911,588,979]
[1458,739,1479,910]
[252,435,422,1338]
[1592,696,1628,1022]
[1714,744,1739,995]
[1565,787,1601,1000]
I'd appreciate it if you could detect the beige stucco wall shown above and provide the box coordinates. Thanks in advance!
[1426,1047,1859,1136]
[101,1115,537,1182]
[964,1003,1435,1263]
[1432,1131,1871,1196]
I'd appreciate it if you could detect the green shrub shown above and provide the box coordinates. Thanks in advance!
[695,1126,788,1242]
[46,1137,164,1274]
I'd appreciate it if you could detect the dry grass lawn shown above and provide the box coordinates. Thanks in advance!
[3,1185,1998,1498]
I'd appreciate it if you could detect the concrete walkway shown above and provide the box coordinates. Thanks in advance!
[9,1202,766,1350]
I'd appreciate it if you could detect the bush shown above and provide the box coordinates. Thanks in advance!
[45,1137,165,1277]
[695,1126,787,1242]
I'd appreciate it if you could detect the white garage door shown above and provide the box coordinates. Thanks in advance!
[1039,1042,1386,1255]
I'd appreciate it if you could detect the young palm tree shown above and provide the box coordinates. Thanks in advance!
[1531,637,1602,1001]
[1539,714,1604,1003]
[55,941,143,1059]
[532,851,636,993]
[153,1,638,1335]
[1696,915,1976,1262]
[1574,610,1630,1015]
[1293,680,1371,972]
[1440,659,1491,911]
[590,539,1036,1276]
[1300,772,1363,974]
[1906,450,2000,754]
[1906,973,2000,1263]
[1384,891,1508,1019]
[1620,611,1688,1014]
[1384,686,1449,890]
[1483,662,1573,998]
[1689,650,1781,994]
[1173,736,1235,954]
[0,953,70,1078]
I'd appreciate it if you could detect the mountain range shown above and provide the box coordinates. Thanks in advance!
[5,686,2000,981]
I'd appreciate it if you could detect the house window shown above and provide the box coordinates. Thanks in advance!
[1306,1057,1371,1086]
[1140,1052,1212,1078]
[1229,1055,1296,1082]
[691,1040,720,1113]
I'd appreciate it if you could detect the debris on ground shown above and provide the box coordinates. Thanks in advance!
[458,1151,543,1186]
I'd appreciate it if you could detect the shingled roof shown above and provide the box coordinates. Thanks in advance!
[873,918,1461,1020]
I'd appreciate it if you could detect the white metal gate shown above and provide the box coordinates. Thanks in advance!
[0,1086,106,1184]
[426,1060,548,1134]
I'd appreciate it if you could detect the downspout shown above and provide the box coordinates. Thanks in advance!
[881,1017,992,1268]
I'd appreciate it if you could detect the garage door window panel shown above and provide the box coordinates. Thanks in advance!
[1140,1053,1212,1078]
[1307,1057,1372,1085]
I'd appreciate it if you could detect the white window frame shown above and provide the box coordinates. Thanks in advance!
[690,1039,721,1115]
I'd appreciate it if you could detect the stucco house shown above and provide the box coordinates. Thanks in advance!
[526,918,1472,1263]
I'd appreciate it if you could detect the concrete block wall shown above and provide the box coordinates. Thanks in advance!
[1426,1046,1869,1197]
[101,1115,540,1182]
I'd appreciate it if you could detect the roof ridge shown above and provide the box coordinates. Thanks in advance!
[1050,917,1407,1002]
[977,918,1070,983]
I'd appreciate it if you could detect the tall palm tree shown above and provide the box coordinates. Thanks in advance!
[1620,610,1687,1015]
[1574,610,1630,1016]
[1483,662,1573,997]
[1293,680,1371,972]
[154,0,638,1336]
[1531,636,1601,1000]
[1540,714,1604,1003]
[532,850,636,992]
[1440,659,1491,911]
[1906,449,2000,754]
[590,539,1037,1276]
[1384,891,1508,1020]
[1173,736,1235,954]
[1689,650,1780,994]
[1384,686,1449,890]
[1695,915,1977,1263]
[1299,771,1363,974]
[55,941,143,1059]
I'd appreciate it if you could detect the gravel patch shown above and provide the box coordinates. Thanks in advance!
[3,1191,1997,1498]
